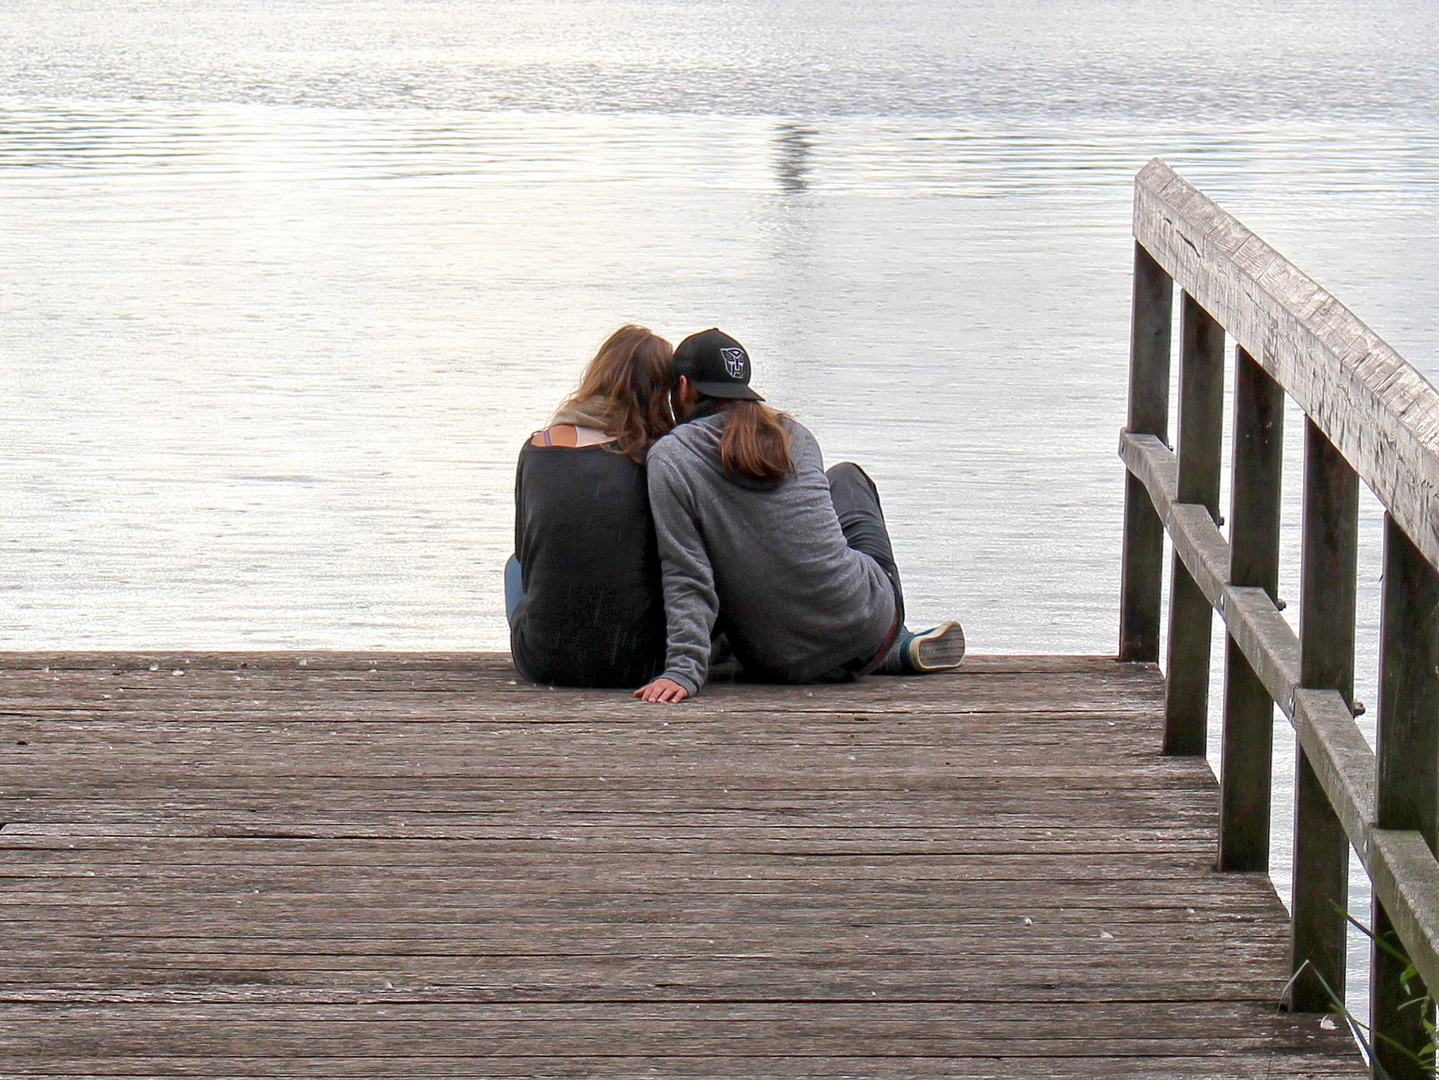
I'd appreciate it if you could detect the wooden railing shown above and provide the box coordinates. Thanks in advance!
[1119,159,1439,1078]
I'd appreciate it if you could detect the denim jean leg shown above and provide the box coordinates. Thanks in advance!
[504,555,524,627]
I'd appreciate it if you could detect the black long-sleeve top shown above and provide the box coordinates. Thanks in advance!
[510,440,667,688]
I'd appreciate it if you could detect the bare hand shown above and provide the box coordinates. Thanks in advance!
[635,677,690,703]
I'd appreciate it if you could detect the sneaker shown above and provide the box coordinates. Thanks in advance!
[902,621,966,673]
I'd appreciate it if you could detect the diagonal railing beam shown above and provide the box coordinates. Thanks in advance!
[1116,430,1439,1001]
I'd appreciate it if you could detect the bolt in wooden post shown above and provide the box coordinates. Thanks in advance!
[1120,241,1174,663]
[1372,513,1439,1079]
[1289,419,1357,1013]
[1163,293,1225,755]
[1218,349,1283,871]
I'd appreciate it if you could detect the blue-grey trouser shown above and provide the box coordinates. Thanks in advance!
[825,461,906,674]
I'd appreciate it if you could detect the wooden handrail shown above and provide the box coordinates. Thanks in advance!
[1133,159,1439,572]
[1120,159,1439,1078]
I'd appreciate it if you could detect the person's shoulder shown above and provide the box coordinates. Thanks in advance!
[645,429,691,475]
[648,420,722,484]
[782,416,820,452]
[647,427,682,460]
[782,414,815,440]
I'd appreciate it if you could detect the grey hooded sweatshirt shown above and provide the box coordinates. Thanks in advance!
[646,413,895,695]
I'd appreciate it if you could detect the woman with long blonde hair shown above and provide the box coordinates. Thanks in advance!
[507,325,675,687]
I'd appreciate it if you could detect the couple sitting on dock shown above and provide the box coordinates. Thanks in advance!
[505,325,965,701]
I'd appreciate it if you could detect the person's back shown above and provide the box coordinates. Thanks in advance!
[635,327,963,705]
[511,432,666,687]
[506,324,675,688]
[646,412,893,690]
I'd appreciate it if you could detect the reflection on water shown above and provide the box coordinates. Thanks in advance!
[774,123,816,192]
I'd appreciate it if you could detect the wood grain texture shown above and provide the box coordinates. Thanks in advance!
[1372,513,1439,1073]
[1119,240,1175,662]
[1291,418,1360,1013]
[1133,157,1439,574]
[0,653,1362,1077]
[1162,292,1227,755]
[1217,349,1285,872]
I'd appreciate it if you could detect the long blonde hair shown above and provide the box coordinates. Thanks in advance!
[554,325,675,461]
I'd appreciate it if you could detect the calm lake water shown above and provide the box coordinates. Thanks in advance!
[3,0,1437,1020]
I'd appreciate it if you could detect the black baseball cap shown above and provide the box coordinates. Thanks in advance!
[672,328,764,401]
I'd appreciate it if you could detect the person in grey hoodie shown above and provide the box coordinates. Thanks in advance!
[635,328,964,704]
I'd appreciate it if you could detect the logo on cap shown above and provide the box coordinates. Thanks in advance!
[720,347,747,379]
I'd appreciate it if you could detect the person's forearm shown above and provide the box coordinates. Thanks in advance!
[649,460,717,695]
[657,571,713,694]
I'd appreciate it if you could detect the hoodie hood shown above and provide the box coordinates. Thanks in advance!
[669,412,788,493]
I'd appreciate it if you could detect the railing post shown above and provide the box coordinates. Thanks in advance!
[1163,293,1225,755]
[1373,513,1439,1079]
[1217,348,1282,871]
[1119,241,1174,663]
[1289,419,1357,1013]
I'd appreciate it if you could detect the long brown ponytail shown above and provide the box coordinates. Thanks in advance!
[719,400,793,483]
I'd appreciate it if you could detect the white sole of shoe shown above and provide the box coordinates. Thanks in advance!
[907,620,966,673]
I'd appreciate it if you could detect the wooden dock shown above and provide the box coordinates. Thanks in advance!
[0,652,1363,1077]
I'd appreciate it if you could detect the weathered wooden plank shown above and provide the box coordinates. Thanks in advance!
[1163,292,1228,755]
[1174,294,1228,518]
[0,825,1219,848]
[0,691,1166,722]
[0,975,1306,1009]
[0,838,1214,859]
[0,912,1290,941]
[1299,420,1361,701]
[1217,348,1284,872]
[1372,515,1439,1076]
[1217,638,1274,872]
[0,1029,1355,1058]
[0,655,1364,1077]
[1375,517,1439,845]
[0,902,1304,931]
[1133,158,1439,575]
[1291,689,1375,858]
[1290,419,1361,1012]
[0,1054,1368,1080]
[1120,241,1175,662]
[0,998,1332,1024]
[0,652,1118,676]
[0,851,1230,880]
[0,937,1299,968]
[1227,348,1285,595]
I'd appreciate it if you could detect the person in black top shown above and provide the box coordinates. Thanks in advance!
[506,325,676,687]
